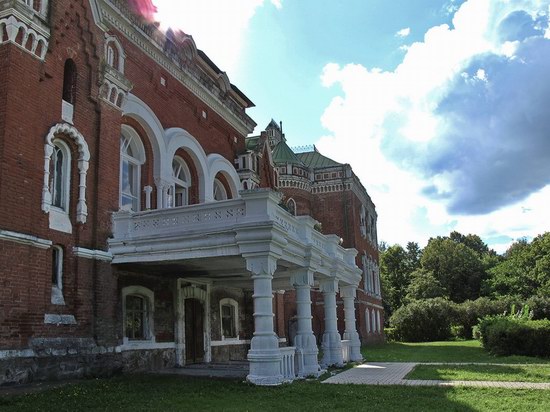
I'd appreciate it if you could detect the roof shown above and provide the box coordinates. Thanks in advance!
[272,141,305,166]
[246,136,260,151]
[197,50,255,108]
[297,150,342,169]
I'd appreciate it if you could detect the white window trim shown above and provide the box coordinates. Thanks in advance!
[122,285,155,345]
[104,35,126,73]
[365,308,371,334]
[213,178,227,201]
[171,156,191,207]
[120,126,145,212]
[42,123,90,228]
[219,298,239,341]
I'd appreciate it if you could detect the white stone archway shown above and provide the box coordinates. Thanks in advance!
[165,128,209,203]
[207,153,241,200]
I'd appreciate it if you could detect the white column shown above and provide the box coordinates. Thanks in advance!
[245,254,283,385]
[291,269,320,377]
[320,279,343,367]
[340,285,363,362]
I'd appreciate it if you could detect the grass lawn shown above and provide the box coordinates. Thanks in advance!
[406,364,550,383]
[3,375,550,412]
[362,340,550,364]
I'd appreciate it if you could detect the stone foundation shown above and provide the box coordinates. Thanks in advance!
[211,344,249,362]
[0,337,176,386]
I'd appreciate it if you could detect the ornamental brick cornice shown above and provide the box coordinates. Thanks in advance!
[89,0,255,136]
[0,0,50,60]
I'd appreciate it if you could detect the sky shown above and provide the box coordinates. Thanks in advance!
[154,0,550,253]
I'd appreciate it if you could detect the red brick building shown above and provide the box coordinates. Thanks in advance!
[0,0,381,386]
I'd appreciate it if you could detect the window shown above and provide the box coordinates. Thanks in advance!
[286,198,296,216]
[125,295,147,340]
[213,178,227,201]
[171,157,190,207]
[106,44,116,67]
[365,309,371,334]
[120,127,145,212]
[51,245,65,305]
[359,205,367,238]
[122,286,155,343]
[61,59,77,124]
[219,298,238,339]
[50,140,70,211]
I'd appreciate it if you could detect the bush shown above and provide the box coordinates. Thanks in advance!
[389,298,457,342]
[383,327,398,342]
[453,297,519,339]
[476,316,550,357]
[526,296,550,320]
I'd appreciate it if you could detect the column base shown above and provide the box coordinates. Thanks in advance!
[343,332,363,362]
[247,349,284,386]
[321,332,344,367]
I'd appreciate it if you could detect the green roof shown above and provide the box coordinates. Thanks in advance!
[297,150,342,168]
[272,141,305,166]
[245,136,260,151]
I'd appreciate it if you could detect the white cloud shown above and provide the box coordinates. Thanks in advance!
[271,0,283,10]
[154,0,280,75]
[317,0,550,252]
[396,27,411,38]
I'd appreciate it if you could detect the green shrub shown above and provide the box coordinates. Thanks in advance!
[476,316,550,357]
[383,327,398,342]
[453,297,519,339]
[389,298,457,342]
[526,296,550,320]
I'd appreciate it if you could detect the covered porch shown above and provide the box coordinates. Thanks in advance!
[110,189,364,385]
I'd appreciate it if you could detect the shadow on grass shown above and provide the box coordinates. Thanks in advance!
[0,375,487,412]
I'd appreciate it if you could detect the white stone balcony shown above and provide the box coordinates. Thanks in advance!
[109,189,361,287]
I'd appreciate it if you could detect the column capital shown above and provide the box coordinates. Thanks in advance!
[245,254,278,278]
[319,278,339,293]
[340,285,357,298]
[290,268,314,288]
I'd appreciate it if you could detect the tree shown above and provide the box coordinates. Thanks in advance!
[421,237,485,303]
[379,244,411,317]
[405,241,422,272]
[404,268,445,303]
[488,233,550,298]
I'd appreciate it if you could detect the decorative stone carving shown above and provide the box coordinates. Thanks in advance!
[0,2,49,61]
[42,123,90,224]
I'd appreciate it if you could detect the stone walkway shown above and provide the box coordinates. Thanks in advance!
[322,362,550,389]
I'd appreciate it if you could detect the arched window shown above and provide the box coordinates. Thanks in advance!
[62,59,77,104]
[62,59,77,123]
[213,178,227,201]
[171,156,190,207]
[106,44,116,67]
[122,286,155,343]
[120,127,145,212]
[50,140,71,212]
[286,198,296,216]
